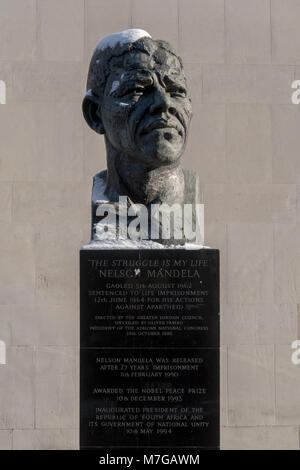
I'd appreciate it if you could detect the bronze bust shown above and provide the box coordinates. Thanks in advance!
[83,29,200,245]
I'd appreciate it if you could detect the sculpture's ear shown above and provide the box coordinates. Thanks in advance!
[82,92,105,135]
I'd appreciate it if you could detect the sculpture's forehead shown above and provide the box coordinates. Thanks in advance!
[109,49,183,78]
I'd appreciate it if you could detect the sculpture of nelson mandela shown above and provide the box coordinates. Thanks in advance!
[82,29,200,243]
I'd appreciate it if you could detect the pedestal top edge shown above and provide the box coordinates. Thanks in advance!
[80,244,219,253]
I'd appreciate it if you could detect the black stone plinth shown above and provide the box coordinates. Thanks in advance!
[80,249,220,451]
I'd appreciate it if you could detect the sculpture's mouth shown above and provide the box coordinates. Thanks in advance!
[140,119,183,138]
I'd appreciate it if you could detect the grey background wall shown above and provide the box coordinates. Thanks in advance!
[0,0,299,450]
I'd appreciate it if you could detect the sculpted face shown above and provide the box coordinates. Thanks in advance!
[99,47,192,168]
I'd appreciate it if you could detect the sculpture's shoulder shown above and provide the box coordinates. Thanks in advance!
[92,170,108,204]
[183,168,202,205]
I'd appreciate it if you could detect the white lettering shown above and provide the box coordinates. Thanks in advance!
[291,339,300,365]
[0,80,6,104]
[291,80,300,104]
[0,340,6,365]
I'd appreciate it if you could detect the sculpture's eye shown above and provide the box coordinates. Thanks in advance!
[116,84,146,98]
[169,87,187,98]
[125,86,145,96]
[115,72,153,98]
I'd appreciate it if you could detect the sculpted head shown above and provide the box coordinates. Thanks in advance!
[83,29,192,170]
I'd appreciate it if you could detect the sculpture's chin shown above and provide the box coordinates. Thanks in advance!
[138,146,182,167]
[138,133,184,166]
[153,150,182,165]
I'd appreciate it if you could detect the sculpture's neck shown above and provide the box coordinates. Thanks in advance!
[104,140,185,206]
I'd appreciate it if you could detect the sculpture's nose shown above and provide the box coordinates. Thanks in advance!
[149,87,176,115]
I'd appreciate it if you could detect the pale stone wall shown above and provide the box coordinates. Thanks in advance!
[0,0,299,450]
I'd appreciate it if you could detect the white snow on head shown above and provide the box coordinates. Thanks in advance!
[96,29,152,52]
